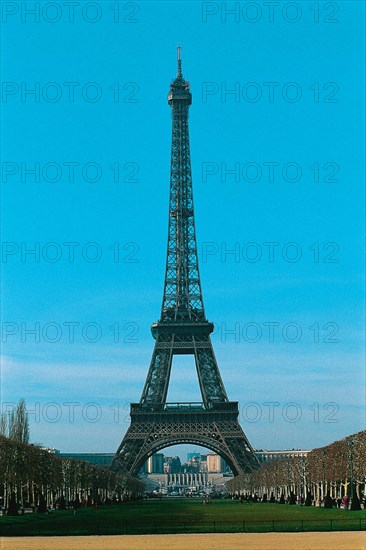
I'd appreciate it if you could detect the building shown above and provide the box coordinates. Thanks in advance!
[147,453,164,474]
[147,471,231,495]
[183,454,201,473]
[207,453,222,473]
[163,456,181,473]
[187,452,201,461]
[255,449,309,464]
[200,455,208,472]
[56,448,310,473]
[57,452,114,466]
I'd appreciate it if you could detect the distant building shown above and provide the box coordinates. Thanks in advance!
[255,449,309,463]
[147,471,232,495]
[200,454,208,472]
[56,448,310,473]
[58,452,114,466]
[187,452,201,461]
[163,456,181,473]
[207,453,222,473]
[147,453,164,474]
[221,458,231,473]
[183,455,200,473]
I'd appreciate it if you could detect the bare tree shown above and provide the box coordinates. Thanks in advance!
[0,412,7,436]
[8,399,29,443]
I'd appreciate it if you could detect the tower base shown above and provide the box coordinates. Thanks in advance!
[111,402,259,476]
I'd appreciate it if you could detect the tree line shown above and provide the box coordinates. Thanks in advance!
[227,431,365,510]
[0,400,143,513]
[0,434,143,514]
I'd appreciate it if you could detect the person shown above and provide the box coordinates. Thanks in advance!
[72,499,78,517]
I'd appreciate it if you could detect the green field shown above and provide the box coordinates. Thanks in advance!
[0,499,365,536]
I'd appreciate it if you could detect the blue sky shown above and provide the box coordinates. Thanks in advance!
[1,1,365,459]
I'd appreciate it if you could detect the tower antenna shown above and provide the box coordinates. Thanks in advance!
[177,44,182,78]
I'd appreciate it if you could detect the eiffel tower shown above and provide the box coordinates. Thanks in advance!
[111,49,259,477]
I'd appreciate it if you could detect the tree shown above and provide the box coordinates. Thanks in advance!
[324,491,333,508]
[305,492,312,506]
[7,492,18,516]
[0,412,7,436]
[289,492,296,505]
[8,399,29,443]
[350,484,361,510]
[37,493,47,513]
[58,495,66,510]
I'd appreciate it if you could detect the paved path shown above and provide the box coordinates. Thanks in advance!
[2,531,365,549]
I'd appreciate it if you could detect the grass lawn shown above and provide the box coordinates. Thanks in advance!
[1,499,365,536]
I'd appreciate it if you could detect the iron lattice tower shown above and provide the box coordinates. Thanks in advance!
[111,50,259,476]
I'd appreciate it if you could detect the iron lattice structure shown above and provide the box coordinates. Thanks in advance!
[111,51,259,477]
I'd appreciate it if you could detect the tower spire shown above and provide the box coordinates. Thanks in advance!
[177,45,182,78]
